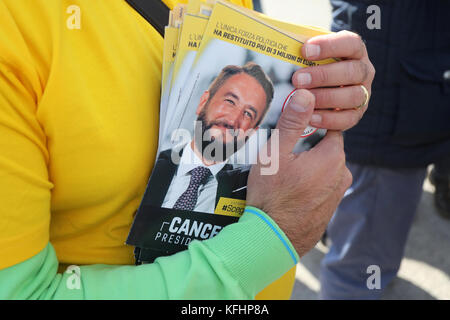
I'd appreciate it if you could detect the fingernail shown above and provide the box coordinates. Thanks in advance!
[289,91,311,113]
[311,113,322,124]
[296,73,312,86]
[304,44,320,58]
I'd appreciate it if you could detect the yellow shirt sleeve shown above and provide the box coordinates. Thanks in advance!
[0,0,295,300]
[0,0,255,271]
[0,0,52,268]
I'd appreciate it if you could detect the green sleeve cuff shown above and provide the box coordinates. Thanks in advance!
[202,205,299,297]
[0,207,299,300]
[243,206,299,264]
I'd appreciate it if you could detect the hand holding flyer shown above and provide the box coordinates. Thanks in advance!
[127,0,341,264]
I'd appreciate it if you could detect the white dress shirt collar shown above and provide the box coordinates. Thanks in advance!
[176,143,228,178]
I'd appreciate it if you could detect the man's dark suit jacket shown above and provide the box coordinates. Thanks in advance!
[129,147,250,263]
[142,148,250,210]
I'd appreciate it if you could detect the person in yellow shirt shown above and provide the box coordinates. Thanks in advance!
[0,0,374,299]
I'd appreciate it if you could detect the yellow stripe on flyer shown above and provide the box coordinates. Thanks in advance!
[214,197,246,217]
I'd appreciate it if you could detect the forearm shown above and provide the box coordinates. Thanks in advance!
[0,207,298,300]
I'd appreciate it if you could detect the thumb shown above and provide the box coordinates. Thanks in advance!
[276,89,315,155]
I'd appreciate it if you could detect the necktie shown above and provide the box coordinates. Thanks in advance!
[173,166,212,211]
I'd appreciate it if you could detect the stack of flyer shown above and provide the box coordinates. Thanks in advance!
[127,0,337,264]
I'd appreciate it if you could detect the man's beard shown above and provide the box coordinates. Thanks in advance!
[194,109,248,163]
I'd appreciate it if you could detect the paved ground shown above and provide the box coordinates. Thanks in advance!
[260,0,450,300]
[291,169,450,300]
